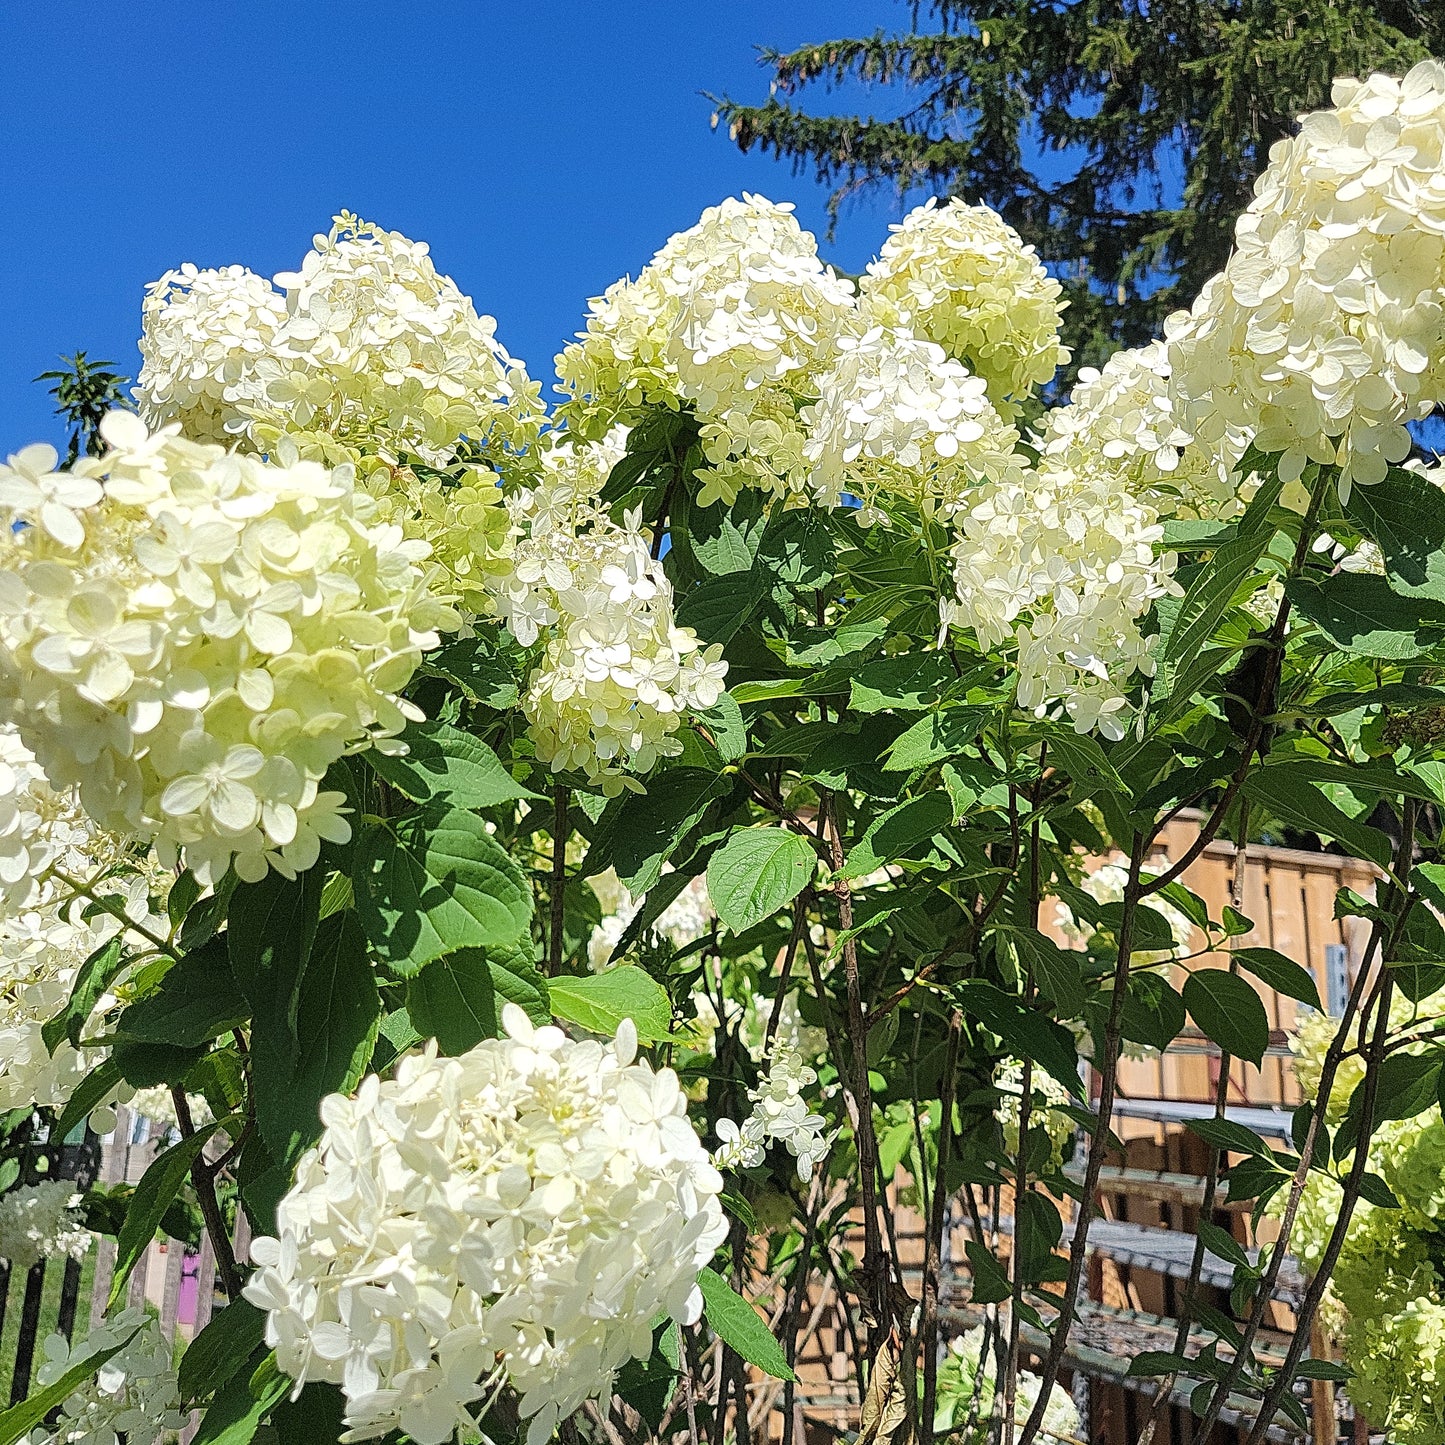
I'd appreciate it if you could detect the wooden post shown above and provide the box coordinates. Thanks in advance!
[1309,1316,1336,1444]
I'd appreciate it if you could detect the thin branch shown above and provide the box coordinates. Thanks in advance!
[921,1011,964,1445]
[170,1087,240,1299]
[548,786,568,976]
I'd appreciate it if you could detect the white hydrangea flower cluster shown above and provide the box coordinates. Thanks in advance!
[932,1328,1082,1442]
[0,413,459,884]
[1165,59,1445,499]
[1037,341,1237,517]
[0,866,161,1118]
[859,199,1070,417]
[715,1041,831,1180]
[24,1308,183,1445]
[244,1006,728,1445]
[140,212,542,470]
[0,1181,91,1270]
[943,442,1175,739]
[136,263,288,446]
[559,195,859,505]
[587,868,714,970]
[490,438,727,789]
[993,1059,1074,1170]
[804,326,1025,522]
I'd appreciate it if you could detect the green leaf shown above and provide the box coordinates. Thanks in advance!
[251,909,381,1165]
[110,1036,208,1089]
[110,1120,225,1308]
[696,695,747,760]
[1158,523,1276,688]
[1014,1192,1063,1281]
[0,1330,138,1445]
[840,793,953,878]
[1243,768,1393,867]
[484,939,551,1025]
[1182,970,1270,1067]
[354,805,532,975]
[549,965,673,1042]
[675,571,764,643]
[192,1350,289,1445]
[425,634,519,711]
[367,719,538,807]
[1127,1350,1194,1379]
[1286,574,1445,659]
[118,937,249,1048]
[1005,928,1086,1017]
[180,1300,267,1406]
[53,1058,127,1141]
[228,867,325,1039]
[964,1240,1012,1304]
[1359,1052,1440,1126]
[408,950,498,1053]
[1120,973,1186,1053]
[707,829,816,933]
[1231,947,1322,1011]
[1037,728,1128,805]
[43,936,123,1053]
[600,768,726,894]
[1345,464,1445,601]
[697,1266,795,1381]
[272,1382,347,1443]
[953,980,1083,1097]
[882,706,990,771]
[849,653,956,713]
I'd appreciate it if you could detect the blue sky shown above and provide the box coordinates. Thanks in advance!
[0,1,917,448]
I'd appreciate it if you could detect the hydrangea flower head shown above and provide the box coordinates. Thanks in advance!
[244,1004,728,1445]
[0,1181,91,1270]
[860,199,1069,417]
[1167,59,1445,499]
[0,413,459,884]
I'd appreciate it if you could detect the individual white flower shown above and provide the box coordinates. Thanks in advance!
[0,1181,90,1270]
[1166,59,1445,500]
[24,1308,184,1445]
[860,199,1069,417]
[490,436,726,791]
[244,1005,728,1445]
[0,413,460,884]
[0,444,105,551]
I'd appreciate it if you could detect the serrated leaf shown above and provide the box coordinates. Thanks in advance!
[697,1266,795,1381]
[1182,970,1270,1067]
[192,1348,289,1444]
[953,980,1083,1097]
[367,719,538,807]
[43,936,124,1053]
[354,805,532,975]
[117,937,249,1048]
[549,965,672,1041]
[707,829,816,933]
[180,1300,267,1406]
[883,706,989,771]
[1286,573,1445,659]
[252,909,381,1165]
[849,653,956,713]
[1242,768,1392,867]
[840,793,953,878]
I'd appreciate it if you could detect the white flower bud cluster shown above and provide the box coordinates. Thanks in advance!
[139,213,542,471]
[24,1308,184,1445]
[491,438,727,790]
[715,1041,830,1180]
[1166,60,1445,499]
[0,1181,91,1270]
[0,413,459,885]
[859,199,1069,417]
[804,325,1025,521]
[244,1006,728,1445]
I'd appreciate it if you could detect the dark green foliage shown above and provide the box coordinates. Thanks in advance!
[34,352,131,464]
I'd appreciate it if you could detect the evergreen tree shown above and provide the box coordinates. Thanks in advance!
[35,351,130,464]
[713,1,1442,376]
